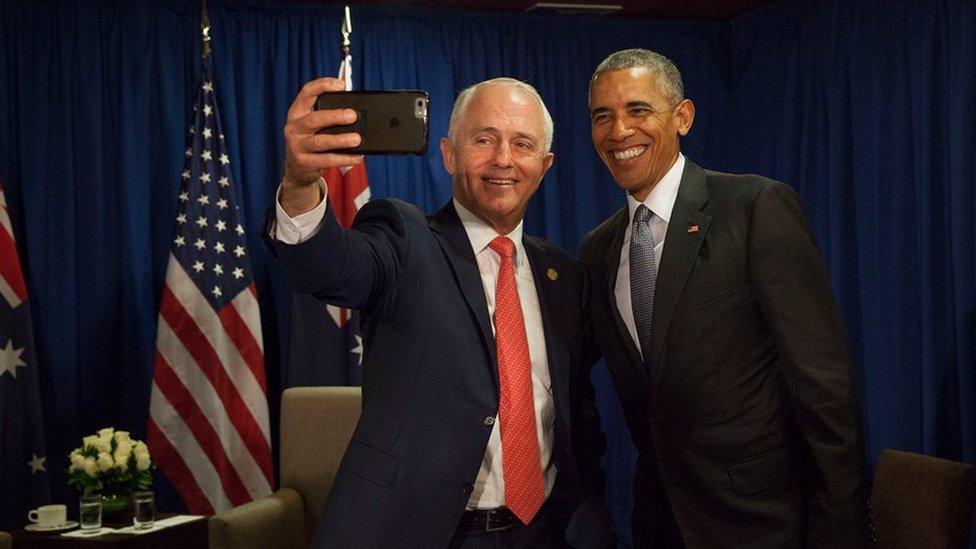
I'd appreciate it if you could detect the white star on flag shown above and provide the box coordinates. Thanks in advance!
[0,339,27,379]
[28,453,46,474]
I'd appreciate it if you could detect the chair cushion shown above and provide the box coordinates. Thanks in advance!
[280,386,362,538]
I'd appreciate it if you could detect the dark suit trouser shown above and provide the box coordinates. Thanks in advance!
[632,464,684,549]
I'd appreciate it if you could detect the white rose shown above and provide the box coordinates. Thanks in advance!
[115,440,132,456]
[135,453,151,471]
[114,453,129,472]
[134,441,148,455]
[70,452,86,470]
[114,431,131,444]
[83,457,99,478]
[82,435,99,450]
[96,452,114,472]
[98,427,114,438]
[94,435,112,454]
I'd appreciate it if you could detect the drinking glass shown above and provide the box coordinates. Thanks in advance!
[79,494,102,532]
[132,491,156,529]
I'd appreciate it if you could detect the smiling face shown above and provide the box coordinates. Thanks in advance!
[589,67,695,201]
[440,84,554,235]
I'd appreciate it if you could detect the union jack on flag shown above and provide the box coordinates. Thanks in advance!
[147,52,273,513]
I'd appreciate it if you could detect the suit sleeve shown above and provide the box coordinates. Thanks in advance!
[747,182,870,548]
[266,199,411,312]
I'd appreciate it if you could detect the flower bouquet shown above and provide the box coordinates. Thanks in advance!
[67,427,154,515]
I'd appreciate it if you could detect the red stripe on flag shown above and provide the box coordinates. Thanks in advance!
[218,299,266,393]
[147,416,216,515]
[158,286,274,486]
[0,223,28,302]
[152,351,253,507]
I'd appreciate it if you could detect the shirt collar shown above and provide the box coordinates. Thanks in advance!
[453,198,527,266]
[626,152,685,225]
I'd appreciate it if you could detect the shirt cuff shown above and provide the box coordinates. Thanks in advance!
[271,178,329,244]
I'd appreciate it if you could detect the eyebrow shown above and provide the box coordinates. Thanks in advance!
[590,100,655,116]
[471,126,538,143]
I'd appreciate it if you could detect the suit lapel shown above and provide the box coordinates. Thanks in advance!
[523,238,571,429]
[600,209,648,382]
[650,160,712,372]
[429,202,497,371]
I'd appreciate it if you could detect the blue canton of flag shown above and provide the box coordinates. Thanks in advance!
[0,182,49,530]
[172,82,251,308]
[147,52,273,514]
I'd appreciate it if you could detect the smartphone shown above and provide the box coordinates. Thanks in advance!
[315,90,429,155]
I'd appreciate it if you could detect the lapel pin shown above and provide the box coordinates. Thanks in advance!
[547,268,558,281]
[687,225,699,233]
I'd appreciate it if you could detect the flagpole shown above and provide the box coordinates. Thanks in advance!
[342,5,352,58]
[201,0,212,57]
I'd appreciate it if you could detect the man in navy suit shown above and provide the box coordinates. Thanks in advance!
[268,77,613,548]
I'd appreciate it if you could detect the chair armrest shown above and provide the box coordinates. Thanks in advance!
[209,487,307,549]
[0,530,11,549]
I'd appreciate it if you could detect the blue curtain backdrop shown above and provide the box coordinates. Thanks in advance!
[1,0,974,544]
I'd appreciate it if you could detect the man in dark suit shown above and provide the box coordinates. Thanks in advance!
[268,77,612,548]
[579,49,870,547]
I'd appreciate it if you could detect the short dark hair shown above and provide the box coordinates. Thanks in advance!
[590,48,684,105]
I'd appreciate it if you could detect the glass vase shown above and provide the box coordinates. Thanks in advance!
[100,490,132,520]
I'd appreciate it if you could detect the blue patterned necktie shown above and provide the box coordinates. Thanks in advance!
[630,204,657,366]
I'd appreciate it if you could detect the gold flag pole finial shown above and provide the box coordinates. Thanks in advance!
[341,6,352,56]
[201,1,212,57]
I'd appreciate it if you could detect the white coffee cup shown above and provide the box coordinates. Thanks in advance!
[28,504,67,528]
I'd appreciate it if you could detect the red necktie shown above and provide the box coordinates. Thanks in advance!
[488,236,545,525]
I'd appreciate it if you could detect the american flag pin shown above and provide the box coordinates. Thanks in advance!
[547,268,558,281]
[687,225,699,233]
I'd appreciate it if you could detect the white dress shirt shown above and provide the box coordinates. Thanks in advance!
[615,153,685,358]
[272,184,556,509]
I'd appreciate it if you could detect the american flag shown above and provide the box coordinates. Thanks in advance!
[0,181,49,530]
[288,49,369,387]
[147,52,273,514]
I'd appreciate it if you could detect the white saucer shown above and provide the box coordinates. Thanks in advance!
[25,520,78,532]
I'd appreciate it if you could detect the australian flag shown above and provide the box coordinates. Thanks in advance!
[0,182,49,530]
[286,48,367,388]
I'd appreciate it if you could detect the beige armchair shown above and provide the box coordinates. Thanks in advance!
[209,386,362,549]
[871,448,976,548]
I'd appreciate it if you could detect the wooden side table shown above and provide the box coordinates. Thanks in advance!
[11,514,208,548]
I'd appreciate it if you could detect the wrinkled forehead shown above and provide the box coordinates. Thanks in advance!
[589,67,670,107]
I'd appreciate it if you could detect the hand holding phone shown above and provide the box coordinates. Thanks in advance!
[315,90,429,155]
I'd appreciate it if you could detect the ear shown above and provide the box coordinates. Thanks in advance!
[675,99,696,137]
[541,151,554,178]
[439,138,456,175]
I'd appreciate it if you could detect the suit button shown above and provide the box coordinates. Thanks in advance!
[483,416,495,426]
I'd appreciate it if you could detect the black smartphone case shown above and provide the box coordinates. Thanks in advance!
[315,90,429,155]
